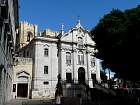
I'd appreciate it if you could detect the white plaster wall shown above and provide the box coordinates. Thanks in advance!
[32,39,58,99]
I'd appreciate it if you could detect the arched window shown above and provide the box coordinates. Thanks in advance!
[27,34,30,42]
[66,52,71,65]
[90,55,95,67]
[78,51,84,65]
[78,37,83,48]
[27,32,33,42]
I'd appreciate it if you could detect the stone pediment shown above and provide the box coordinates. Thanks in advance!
[16,71,30,77]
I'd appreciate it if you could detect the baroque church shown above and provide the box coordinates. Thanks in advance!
[12,20,101,99]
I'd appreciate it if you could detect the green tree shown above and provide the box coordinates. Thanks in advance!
[91,5,140,80]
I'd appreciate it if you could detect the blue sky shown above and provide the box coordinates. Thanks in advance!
[19,0,140,32]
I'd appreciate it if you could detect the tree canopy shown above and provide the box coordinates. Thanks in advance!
[91,5,140,80]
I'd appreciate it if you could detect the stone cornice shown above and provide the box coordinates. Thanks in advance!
[34,37,58,43]
[60,41,95,48]
[61,47,77,52]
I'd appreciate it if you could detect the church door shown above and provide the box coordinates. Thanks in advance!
[78,67,85,84]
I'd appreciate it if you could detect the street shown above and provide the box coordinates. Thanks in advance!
[5,98,140,105]
[5,99,55,105]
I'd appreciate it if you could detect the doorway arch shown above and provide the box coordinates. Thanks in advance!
[78,67,85,84]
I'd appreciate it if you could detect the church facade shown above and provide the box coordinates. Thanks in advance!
[17,20,101,99]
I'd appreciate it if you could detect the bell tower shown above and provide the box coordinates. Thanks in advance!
[16,21,38,49]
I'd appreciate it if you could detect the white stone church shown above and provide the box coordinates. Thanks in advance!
[13,20,101,99]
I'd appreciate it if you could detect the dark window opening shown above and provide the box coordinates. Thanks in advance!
[91,74,96,87]
[44,66,48,74]
[43,81,49,85]
[27,34,30,42]
[1,2,8,19]
[27,32,33,42]
[23,51,25,57]
[44,48,48,56]
[66,73,72,83]
[13,84,16,92]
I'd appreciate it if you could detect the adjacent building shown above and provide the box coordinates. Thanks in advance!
[16,21,37,52]
[17,20,101,99]
[0,0,19,104]
[12,22,36,99]
[12,57,32,99]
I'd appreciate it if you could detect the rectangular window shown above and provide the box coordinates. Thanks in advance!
[44,48,48,56]
[1,3,8,19]
[81,54,84,65]
[43,81,49,85]
[91,56,95,67]
[66,73,72,83]
[78,53,84,65]
[78,37,83,48]
[44,66,48,74]
[66,52,71,65]
[78,55,80,64]
[23,51,25,57]
[13,84,16,92]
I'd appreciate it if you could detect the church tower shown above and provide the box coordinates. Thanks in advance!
[16,21,38,49]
